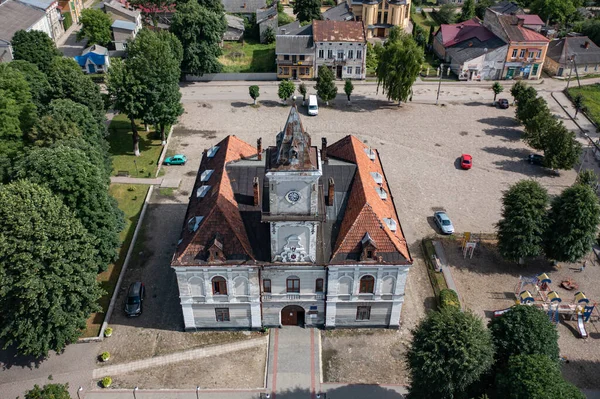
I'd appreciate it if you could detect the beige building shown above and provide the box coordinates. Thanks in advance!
[345,0,410,39]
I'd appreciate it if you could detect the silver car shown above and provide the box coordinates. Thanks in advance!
[434,211,455,235]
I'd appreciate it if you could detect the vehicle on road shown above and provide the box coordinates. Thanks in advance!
[125,282,145,317]
[460,154,472,169]
[434,211,455,235]
[308,95,318,116]
[164,154,187,165]
[528,154,544,166]
[497,98,509,109]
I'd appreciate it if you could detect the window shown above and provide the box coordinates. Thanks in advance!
[528,52,534,59]
[207,146,220,157]
[299,55,305,61]
[347,66,353,75]
[356,50,362,59]
[292,55,297,62]
[356,67,361,76]
[212,277,227,295]
[337,50,344,60]
[196,185,211,198]
[263,279,272,293]
[532,64,539,76]
[383,11,388,23]
[315,278,324,292]
[348,49,354,59]
[318,49,324,58]
[327,49,333,58]
[356,306,371,320]
[284,54,289,60]
[585,64,588,72]
[519,49,526,58]
[511,49,517,58]
[286,277,300,293]
[283,67,289,75]
[537,50,542,58]
[200,169,214,182]
[187,216,203,232]
[359,275,375,293]
[215,308,230,322]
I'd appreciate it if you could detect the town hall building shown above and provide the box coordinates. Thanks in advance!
[171,105,413,330]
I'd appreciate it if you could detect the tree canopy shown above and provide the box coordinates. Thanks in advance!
[7,60,52,113]
[459,0,476,22]
[25,383,71,399]
[530,0,578,24]
[497,180,549,263]
[407,309,494,399]
[0,180,103,357]
[315,66,337,105]
[544,183,600,262]
[278,79,296,103]
[293,0,321,23]
[11,30,61,73]
[0,64,37,134]
[77,8,113,46]
[578,19,600,47]
[128,0,177,27]
[435,4,457,24]
[542,121,581,170]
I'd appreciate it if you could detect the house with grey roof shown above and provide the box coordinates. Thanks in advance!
[224,14,245,41]
[0,0,49,62]
[544,36,600,77]
[322,2,354,21]
[256,3,278,43]
[276,21,315,80]
[221,0,267,15]
[488,1,524,15]
[103,0,142,51]
[17,0,64,42]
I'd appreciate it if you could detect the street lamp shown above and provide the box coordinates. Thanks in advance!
[436,63,444,105]
[77,387,83,399]
[196,386,200,399]
[133,386,138,399]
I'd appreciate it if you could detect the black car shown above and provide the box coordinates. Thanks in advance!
[497,98,509,109]
[528,154,544,166]
[124,282,145,317]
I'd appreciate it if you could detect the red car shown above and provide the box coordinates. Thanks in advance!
[461,154,472,169]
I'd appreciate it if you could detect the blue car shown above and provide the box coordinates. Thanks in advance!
[164,154,187,165]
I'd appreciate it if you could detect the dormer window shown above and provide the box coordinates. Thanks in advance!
[200,169,214,181]
[207,146,219,158]
[376,186,387,200]
[370,172,383,184]
[383,218,397,232]
[196,185,211,198]
[364,148,376,161]
[360,232,377,261]
[206,234,225,262]
[187,216,204,232]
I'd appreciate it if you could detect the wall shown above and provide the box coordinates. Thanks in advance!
[259,15,277,43]
[314,41,367,79]
[30,15,53,39]
[186,73,278,81]
[0,41,13,62]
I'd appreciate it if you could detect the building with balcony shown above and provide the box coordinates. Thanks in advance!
[276,21,315,80]
[171,105,413,330]
[313,20,366,80]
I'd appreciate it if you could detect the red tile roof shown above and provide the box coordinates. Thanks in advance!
[439,18,497,47]
[172,135,257,266]
[312,20,366,43]
[498,15,549,42]
[327,136,411,264]
[516,14,544,26]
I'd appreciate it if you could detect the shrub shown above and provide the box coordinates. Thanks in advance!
[104,327,113,337]
[101,376,112,388]
[101,351,110,361]
[439,288,460,310]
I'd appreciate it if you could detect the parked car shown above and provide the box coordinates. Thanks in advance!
[460,154,473,170]
[434,211,455,235]
[308,94,318,116]
[528,154,544,166]
[164,154,187,165]
[124,282,145,317]
[497,98,509,109]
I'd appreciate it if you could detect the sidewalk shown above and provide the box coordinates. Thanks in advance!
[432,240,463,309]
[110,177,163,185]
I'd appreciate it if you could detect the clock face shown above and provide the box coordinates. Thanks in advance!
[286,190,301,203]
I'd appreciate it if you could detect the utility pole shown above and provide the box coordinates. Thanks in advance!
[436,63,443,105]
[566,57,574,91]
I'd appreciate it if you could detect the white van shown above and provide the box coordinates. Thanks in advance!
[308,95,318,116]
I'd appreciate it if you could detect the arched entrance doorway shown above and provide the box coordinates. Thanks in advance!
[281,305,305,326]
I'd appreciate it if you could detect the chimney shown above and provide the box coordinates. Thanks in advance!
[253,177,260,206]
[327,177,335,206]
[257,137,262,161]
[516,17,524,27]
[584,41,590,49]
[321,137,328,163]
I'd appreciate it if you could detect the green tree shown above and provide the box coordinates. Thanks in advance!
[459,0,476,21]
[197,0,225,12]
[249,85,260,105]
[572,93,587,119]
[263,26,276,44]
[530,0,577,24]
[475,0,495,19]
[278,79,296,104]
[435,4,457,24]
[520,98,554,150]
[510,80,528,105]
[0,180,103,357]
[579,19,600,47]
[495,354,585,399]
[376,29,424,105]
[497,180,549,263]
[170,0,226,76]
[293,0,321,23]
[576,169,598,190]
[107,58,146,156]
[10,30,60,73]
[28,115,81,147]
[491,82,503,105]
[298,82,307,105]
[77,9,113,46]
[542,121,581,171]
[25,383,71,399]
[128,0,177,27]
[344,79,354,103]
[7,60,52,112]
[15,146,124,269]
[407,309,494,399]
[428,25,435,46]
[0,64,37,133]
[315,66,338,105]
[489,305,559,367]
[544,184,600,262]
[366,42,380,72]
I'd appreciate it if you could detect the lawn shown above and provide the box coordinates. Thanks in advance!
[411,10,439,32]
[108,114,164,177]
[82,184,150,337]
[219,39,276,73]
[568,84,600,128]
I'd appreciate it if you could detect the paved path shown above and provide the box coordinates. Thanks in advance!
[432,240,462,309]
[110,177,163,185]
[92,336,268,379]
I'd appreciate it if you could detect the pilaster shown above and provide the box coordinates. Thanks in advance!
[182,303,196,330]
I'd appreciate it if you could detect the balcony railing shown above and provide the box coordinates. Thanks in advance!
[261,293,326,301]
[277,59,312,66]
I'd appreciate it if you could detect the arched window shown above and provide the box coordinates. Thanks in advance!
[188,276,204,297]
[359,275,375,293]
[315,278,324,293]
[212,276,227,295]
[338,276,353,295]
[234,277,249,296]
[381,276,395,295]
[286,276,300,293]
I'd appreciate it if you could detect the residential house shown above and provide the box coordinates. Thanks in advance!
[104,0,142,51]
[276,21,315,80]
[484,9,549,79]
[17,0,64,42]
[224,14,245,41]
[343,0,410,39]
[313,20,366,80]
[74,44,110,73]
[58,0,83,28]
[515,14,544,32]
[544,36,600,77]
[221,0,266,16]
[433,18,508,80]
[256,3,278,43]
[488,1,523,15]
[171,105,413,330]
[323,2,354,22]
[0,0,48,62]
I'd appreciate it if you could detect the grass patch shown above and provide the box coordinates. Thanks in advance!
[219,39,276,73]
[158,187,175,197]
[421,239,448,303]
[108,114,164,177]
[82,184,150,337]
[568,84,600,128]
[411,11,439,31]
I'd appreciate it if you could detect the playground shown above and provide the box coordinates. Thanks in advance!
[439,238,600,389]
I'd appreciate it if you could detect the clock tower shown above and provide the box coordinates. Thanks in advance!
[263,105,323,263]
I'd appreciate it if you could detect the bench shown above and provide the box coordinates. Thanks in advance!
[116,170,130,177]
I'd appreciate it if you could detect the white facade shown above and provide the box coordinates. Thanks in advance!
[314,41,367,79]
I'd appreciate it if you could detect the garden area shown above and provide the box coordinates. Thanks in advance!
[108,114,165,177]
[219,39,276,73]
[82,184,150,337]
[568,84,600,128]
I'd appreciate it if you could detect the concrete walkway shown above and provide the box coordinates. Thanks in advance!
[432,240,462,309]
[92,336,268,379]
[110,176,163,185]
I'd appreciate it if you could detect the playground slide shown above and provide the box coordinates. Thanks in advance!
[493,308,512,317]
[578,313,588,339]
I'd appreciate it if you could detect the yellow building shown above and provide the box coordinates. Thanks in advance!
[346,0,410,39]
[58,0,84,28]
[276,21,315,80]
